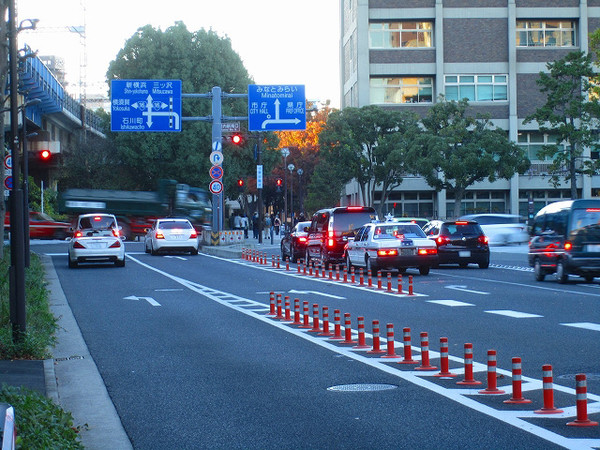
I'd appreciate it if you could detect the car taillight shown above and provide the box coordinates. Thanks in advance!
[74,231,83,238]
[156,232,165,239]
[73,241,85,249]
[112,229,120,238]
[190,230,198,239]
[436,235,450,245]
[298,237,307,243]
[478,235,488,245]
[418,248,437,255]
[109,240,121,248]
[327,229,334,247]
[377,249,398,257]
[564,240,572,251]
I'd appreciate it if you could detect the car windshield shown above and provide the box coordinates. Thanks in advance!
[158,221,193,230]
[78,215,116,230]
[295,221,311,232]
[332,211,376,234]
[570,208,600,232]
[373,224,426,239]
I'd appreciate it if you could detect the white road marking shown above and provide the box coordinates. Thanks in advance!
[288,289,346,299]
[155,288,183,292]
[123,295,161,307]
[561,322,600,332]
[485,310,543,319]
[445,285,490,295]
[427,300,474,307]
[127,254,599,450]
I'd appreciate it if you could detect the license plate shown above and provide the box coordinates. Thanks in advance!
[400,248,415,256]
[88,242,105,249]
[586,244,600,252]
[458,251,471,257]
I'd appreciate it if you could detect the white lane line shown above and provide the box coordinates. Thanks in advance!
[445,285,489,295]
[288,289,346,299]
[485,310,543,319]
[561,322,600,332]
[428,300,475,307]
[127,254,599,450]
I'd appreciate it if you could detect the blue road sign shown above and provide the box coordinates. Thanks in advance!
[111,80,182,132]
[210,165,223,180]
[248,84,306,132]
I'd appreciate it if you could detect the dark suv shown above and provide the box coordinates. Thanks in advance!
[422,220,490,268]
[305,206,377,266]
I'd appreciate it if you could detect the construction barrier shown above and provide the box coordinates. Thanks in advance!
[504,357,531,404]
[382,323,399,358]
[399,327,418,364]
[367,320,385,354]
[341,313,356,345]
[567,374,599,427]
[331,310,343,340]
[479,350,505,394]
[292,298,302,325]
[300,302,311,329]
[434,337,457,378]
[456,343,481,385]
[309,304,321,333]
[267,292,276,316]
[318,307,333,337]
[534,365,563,413]
[416,332,437,371]
[353,316,370,349]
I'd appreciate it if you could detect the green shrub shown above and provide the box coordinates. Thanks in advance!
[0,384,83,449]
[0,250,58,359]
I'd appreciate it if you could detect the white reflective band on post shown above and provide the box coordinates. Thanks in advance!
[513,374,521,381]
[543,382,553,389]
[513,363,522,370]
[489,355,497,362]
[576,393,587,401]
[489,366,497,372]
[577,380,587,388]
[543,370,552,377]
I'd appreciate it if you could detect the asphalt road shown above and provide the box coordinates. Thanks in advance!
[37,241,599,449]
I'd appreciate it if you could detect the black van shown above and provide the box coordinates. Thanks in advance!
[305,206,378,266]
[528,199,600,283]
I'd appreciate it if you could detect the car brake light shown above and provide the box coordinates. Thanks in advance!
[478,235,488,244]
[418,248,437,255]
[586,208,600,212]
[74,231,83,238]
[112,229,120,238]
[346,206,364,211]
[155,232,165,239]
[564,241,572,251]
[436,235,450,245]
[73,241,85,249]
[109,240,121,248]
[455,221,468,225]
[327,229,334,247]
[93,216,102,221]
[377,249,398,257]
[298,237,307,243]
[190,230,198,239]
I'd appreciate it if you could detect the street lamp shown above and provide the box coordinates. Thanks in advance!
[297,168,304,216]
[281,147,290,229]
[288,163,295,225]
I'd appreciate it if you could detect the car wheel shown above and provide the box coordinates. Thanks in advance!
[534,258,545,281]
[398,267,407,274]
[419,266,430,275]
[115,258,125,267]
[365,256,376,274]
[459,262,468,268]
[290,250,297,263]
[304,249,311,264]
[150,243,158,256]
[144,241,150,253]
[345,253,352,272]
[479,260,489,269]
[584,274,594,283]
[555,260,568,284]
[68,254,77,268]
[54,230,67,240]
[190,247,198,255]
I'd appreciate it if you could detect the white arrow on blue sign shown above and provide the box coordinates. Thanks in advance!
[111,79,182,132]
[248,84,306,132]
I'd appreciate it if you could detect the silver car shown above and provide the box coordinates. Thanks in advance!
[144,218,199,255]
[68,213,126,268]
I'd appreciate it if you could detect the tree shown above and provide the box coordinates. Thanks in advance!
[101,22,252,191]
[524,51,600,199]
[317,105,419,216]
[409,98,529,218]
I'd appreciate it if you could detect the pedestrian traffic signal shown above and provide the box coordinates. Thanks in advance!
[231,133,244,146]
[276,178,282,192]
[38,149,52,163]
[237,179,244,191]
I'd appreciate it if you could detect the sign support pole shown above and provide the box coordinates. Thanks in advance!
[211,86,223,234]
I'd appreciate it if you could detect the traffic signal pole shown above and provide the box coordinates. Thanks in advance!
[211,86,224,233]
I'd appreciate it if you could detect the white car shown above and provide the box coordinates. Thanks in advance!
[458,214,529,245]
[68,213,125,268]
[145,218,199,255]
[344,220,438,275]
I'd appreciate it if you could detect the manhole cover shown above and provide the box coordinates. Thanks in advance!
[327,383,398,392]
[558,373,600,381]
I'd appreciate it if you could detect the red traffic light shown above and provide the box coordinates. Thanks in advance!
[231,133,244,145]
[237,179,244,187]
[276,178,282,187]
[39,150,52,162]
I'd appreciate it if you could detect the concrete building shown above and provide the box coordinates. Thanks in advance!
[340,0,600,219]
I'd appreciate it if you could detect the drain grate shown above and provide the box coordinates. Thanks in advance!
[327,383,398,392]
[54,355,85,362]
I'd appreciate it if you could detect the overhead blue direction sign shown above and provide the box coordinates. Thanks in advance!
[248,84,306,132]
[111,79,182,132]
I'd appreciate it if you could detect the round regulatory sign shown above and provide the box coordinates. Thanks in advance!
[209,151,223,166]
[209,180,223,194]
[4,155,11,170]
[4,175,12,190]
[210,165,223,180]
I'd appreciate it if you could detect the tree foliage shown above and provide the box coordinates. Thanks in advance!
[317,106,420,216]
[524,51,600,199]
[409,98,529,218]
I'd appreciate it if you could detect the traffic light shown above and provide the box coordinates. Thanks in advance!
[38,149,52,163]
[231,133,244,146]
[276,178,282,192]
[237,178,244,192]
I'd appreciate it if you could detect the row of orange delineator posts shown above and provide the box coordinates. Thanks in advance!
[241,248,597,428]
[241,248,415,295]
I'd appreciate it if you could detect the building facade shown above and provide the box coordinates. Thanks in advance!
[340,0,600,219]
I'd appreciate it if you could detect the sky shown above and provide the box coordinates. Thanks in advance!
[16,0,341,108]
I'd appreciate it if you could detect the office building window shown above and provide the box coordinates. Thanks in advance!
[369,22,433,48]
[370,77,433,104]
[444,75,507,102]
[518,132,558,161]
[516,21,576,47]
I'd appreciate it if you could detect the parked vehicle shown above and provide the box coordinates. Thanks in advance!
[459,213,528,245]
[67,213,125,268]
[305,206,378,266]
[423,220,490,268]
[59,179,211,240]
[4,211,70,239]
[344,219,438,275]
[281,221,311,263]
[144,218,199,256]
[528,199,600,283]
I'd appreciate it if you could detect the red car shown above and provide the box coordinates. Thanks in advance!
[4,211,71,240]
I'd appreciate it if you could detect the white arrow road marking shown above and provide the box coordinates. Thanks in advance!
[288,289,346,300]
[445,285,490,295]
[123,295,161,306]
